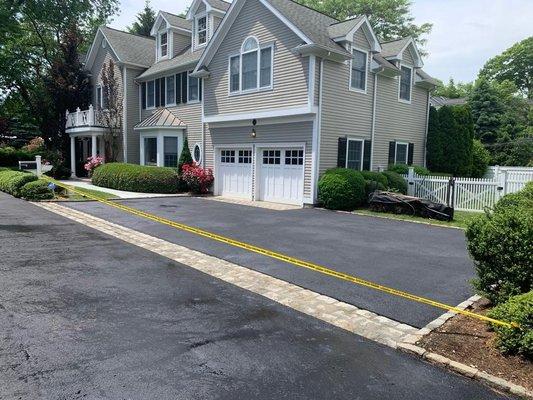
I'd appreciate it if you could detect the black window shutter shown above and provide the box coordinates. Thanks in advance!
[160,78,166,106]
[337,137,347,168]
[141,82,146,109]
[408,143,414,165]
[363,140,372,171]
[181,72,188,104]
[155,78,160,107]
[199,78,203,101]
[176,74,182,104]
[388,141,396,165]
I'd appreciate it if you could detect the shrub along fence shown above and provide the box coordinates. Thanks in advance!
[403,167,533,212]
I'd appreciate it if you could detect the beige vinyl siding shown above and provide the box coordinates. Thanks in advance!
[213,16,223,32]
[402,46,415,65]
[172,32,191,57]
[210,121,313,199]
[124,67,143,164]
[372,75,428,170]
[318,28,374,175]
[204,0,309,116]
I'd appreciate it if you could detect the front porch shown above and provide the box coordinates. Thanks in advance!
[66,106,106,177]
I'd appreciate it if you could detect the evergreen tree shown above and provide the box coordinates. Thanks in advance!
[437,106,459,174]
[128,1,156,37]
[470,139,491,178]
[426,106,444,172]
[469,78,505,144]
[178,136,193,172]
[451,105,474,176]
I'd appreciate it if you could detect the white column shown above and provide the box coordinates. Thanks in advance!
[407,167,415,196]
[91,134,97,158]
[156,133,163,167]
[70,136,76,177]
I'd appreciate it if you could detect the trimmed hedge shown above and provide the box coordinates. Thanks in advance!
[19,180,54,200]
[382,170,407,194]
[0,147,33,167]
[0,170,38,197]
[387,164,430,176]
[92,163,179,193]
[493,182,533,213]
[318,168,366,210]
[488,291,533,358]
[361,171,388,187]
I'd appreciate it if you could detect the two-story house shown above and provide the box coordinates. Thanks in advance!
[66,0,438,206]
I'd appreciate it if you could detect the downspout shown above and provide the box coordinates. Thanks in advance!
[370,56,378,171]
[122,67,128,163]
[201,78,205,168]
[315,57,324,203]
[423,89,431,168]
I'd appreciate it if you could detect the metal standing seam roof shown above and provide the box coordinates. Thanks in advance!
[160,11,192,30]
[100,26,155,67]
[134,108,187,129]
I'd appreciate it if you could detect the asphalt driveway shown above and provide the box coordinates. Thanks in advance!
[65,196,475,328]
[0,193,508,399]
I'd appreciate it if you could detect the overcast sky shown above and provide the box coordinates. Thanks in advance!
[111,0,533,83]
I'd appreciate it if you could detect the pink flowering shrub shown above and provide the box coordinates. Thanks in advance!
[84,156,104,176]
[181,163,214,194]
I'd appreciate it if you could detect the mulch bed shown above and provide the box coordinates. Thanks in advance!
[418,298,532,391]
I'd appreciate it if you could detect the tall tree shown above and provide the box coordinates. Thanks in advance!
[128,0,157,37]
[295,0,432,54]
[451,105,474,176]
[433,78,473,99]
[468,78,505,144]
[479,36,533,99]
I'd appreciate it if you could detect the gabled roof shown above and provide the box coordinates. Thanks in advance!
[186,0,230,20]
[85,26,155,70]
[151,11,192,36]
[205,0,231,11]
[327,15,381,52]
[137,48,204,80]
[327,16,364,39]
[134,108,187,130]
[381,37,423,68]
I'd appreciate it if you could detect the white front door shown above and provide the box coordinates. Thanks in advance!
[259,148,304,205]
[216,148,253,199]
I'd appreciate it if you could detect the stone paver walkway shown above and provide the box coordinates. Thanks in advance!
[36,202,418,348]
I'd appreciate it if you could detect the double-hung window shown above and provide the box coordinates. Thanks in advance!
[346,139,364,170]
[196,15,207,46]
[159,32,168,59]
[166,75,175,105]
[229,37,272,94]
[350,49,367,92]
[399,65,412,102]
[188,74,199,102]
[147,80,155,108]
[95,86,102,109]
[163,137,179,168]
[395,142,409,164]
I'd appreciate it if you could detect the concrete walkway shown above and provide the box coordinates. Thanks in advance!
[59,179,187,199]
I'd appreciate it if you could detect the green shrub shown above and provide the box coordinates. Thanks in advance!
[364,180,385,199]
[92,162,179,193]
[19,180,54,200]
[470,139,490,178]
[387,164,430,176]
[0,170,38,197]
[466,207,533,304]
[488,291,533,358]
[178,137,193,172]
[44,163,71,179]
[318,168,366,210]
[361,171,388,187]
[382,170,407,194]
[493,182,533,213]
[0,147,34,167]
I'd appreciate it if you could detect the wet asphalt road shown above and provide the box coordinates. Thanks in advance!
[0,193,511,399]
[65,196,475,328]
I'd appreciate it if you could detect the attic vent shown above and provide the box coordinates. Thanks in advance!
[102,39,107,48]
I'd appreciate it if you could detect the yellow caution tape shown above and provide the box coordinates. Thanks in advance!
[45,178,519,329]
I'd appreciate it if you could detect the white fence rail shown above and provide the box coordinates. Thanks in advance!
[403,166,533,212]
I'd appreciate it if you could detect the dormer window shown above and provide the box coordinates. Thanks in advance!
[196,15,207,46]
[159,32,168,58]
[399,65,412,103]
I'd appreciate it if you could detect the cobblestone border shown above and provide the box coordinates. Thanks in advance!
[34,202,417,349]
[398,297,532,398]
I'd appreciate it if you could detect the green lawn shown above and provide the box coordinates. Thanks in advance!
[352,209,481,229]
[59,186,118,201]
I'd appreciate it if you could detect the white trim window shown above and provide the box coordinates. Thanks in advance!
[229,36,273,94]
[144,137,158,166]
[196,14,207,47]
[163,136,179,168]
[395,141,409,164]
[95,85,103,109]
[166,75,175,105]
[350,48,367,92]
[146,80,155,109]
[346,138,364,170]
[193,143,202,163]
[159,31,168,59]
[399,65,412,102]
[188,74,200,102]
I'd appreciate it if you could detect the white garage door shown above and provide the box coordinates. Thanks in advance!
[259,148,304,205]
[217,149,252,199]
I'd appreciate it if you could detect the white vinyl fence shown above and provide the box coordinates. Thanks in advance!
[403,166,533,212]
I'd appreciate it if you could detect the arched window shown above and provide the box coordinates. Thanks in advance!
[229,36,273,93]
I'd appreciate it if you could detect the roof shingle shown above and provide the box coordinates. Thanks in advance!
[100,26,155,67]
[161,11,192,31]
[137,48,204,80]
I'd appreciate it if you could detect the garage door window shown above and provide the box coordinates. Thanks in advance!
[285,150,303,165]
[221,150,235,163]
[263,150,280,165]
[238,150,252,164]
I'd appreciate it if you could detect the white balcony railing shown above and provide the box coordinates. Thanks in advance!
[65,105,104,129]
